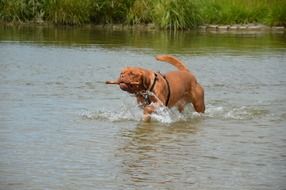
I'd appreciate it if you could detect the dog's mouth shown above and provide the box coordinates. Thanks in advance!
[119,81,141,93]
[119,82,129,91]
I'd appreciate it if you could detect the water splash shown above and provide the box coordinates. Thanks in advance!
[80,104,142,122]
[80,104,269,123]
[150,106,174,123]
[151,106,203,123]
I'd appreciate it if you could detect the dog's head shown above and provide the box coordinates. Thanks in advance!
[118,67,149,93]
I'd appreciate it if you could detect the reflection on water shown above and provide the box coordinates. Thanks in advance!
[117,122,199,189]
[0,25,285,54]
[0,25,286,189]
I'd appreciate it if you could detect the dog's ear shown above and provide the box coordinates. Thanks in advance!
[129,69,147,88]
[129,69,142,81]
[142,71,151,90]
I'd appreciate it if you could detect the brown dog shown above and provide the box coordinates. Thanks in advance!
[106,55,205,121]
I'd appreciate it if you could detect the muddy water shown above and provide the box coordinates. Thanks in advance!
[0,26,286,189]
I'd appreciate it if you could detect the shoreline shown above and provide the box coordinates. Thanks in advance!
[1,21,285,33]
[199,24,285,33]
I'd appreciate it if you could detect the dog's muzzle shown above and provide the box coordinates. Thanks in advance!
[119,81,141,93]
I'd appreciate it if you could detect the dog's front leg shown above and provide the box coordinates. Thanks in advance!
[143,105,155,122]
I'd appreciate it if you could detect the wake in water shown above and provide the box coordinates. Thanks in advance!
[205,105,269,120]
[80,103,269,123]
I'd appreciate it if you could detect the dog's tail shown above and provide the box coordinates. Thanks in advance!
[155,55,189,72]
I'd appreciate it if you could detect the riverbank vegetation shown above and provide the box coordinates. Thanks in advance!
[0,0,285,29]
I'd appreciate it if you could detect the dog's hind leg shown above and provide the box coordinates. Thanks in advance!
[191,84,205,113]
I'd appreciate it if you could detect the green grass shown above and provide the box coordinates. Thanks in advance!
[197,0,286,26]
[0,0,285,29]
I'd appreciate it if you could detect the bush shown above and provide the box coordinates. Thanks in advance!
[127,0,152,24]
[268,0,286,26]
[0,0,45,22]
[91,0,135,24]
[44,0,93,25]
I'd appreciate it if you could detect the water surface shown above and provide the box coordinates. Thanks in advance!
[0,26,286,189]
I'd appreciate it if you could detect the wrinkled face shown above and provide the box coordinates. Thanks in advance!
[118,67,146,93]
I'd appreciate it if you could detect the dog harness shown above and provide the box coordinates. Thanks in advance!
[141,72,171,107]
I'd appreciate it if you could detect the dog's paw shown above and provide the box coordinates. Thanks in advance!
[143,114,151,122]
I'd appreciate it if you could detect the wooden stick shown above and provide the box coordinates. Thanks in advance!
[105,80,120,84]
[105,81,140,85]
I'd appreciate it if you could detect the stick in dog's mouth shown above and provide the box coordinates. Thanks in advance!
[105,80,119,84]
[105,81,140,85]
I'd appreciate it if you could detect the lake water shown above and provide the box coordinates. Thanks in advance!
[0,26,286,190]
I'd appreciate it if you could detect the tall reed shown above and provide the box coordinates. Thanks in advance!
[151,0,201,29]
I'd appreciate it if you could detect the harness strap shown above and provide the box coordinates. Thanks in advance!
[149,73,158,92]
[162,75,171,107]
[143,72,158,105]
[141,72,171,107]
